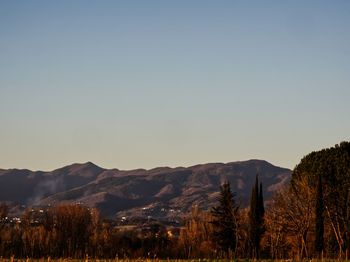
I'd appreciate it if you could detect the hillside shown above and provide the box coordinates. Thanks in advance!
[0,160,291,218]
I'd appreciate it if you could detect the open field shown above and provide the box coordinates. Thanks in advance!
[1,259,350,262]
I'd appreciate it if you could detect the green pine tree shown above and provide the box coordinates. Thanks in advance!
[211,181,239,256]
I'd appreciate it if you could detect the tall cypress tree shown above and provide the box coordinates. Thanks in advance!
[211,181,239,256]
[259,182,265,219]
[248,175,265,258]
[315,174,324,256]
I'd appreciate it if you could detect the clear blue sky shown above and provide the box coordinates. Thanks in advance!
[1,1,349,171]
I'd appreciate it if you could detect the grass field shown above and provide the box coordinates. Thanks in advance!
[0,259,350,262]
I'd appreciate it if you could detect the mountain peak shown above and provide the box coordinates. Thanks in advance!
[80,161,102,169]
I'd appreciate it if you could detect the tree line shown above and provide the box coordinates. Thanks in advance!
[0,203,171,258]
[175,142,350,259]
[0,141,349,259]
[0,177,265,259]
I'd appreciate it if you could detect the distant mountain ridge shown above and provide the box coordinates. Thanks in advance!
[0,160,291,218]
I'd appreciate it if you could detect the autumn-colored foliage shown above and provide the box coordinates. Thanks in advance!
[0,142,349,259]
[0,204,171,258]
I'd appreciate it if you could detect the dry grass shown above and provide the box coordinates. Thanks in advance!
[0,259,350,262]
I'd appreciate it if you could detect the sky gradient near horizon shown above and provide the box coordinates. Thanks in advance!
[1,1,350,171]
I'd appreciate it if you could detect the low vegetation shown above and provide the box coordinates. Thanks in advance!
[0,259,348,262]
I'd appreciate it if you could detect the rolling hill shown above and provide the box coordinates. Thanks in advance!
[0,160,291,218]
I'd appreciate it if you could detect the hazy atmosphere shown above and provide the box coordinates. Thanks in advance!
[1,1,349,171]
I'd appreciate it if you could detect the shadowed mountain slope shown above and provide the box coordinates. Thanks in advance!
[0,162,105,204]
[0,160,290,218]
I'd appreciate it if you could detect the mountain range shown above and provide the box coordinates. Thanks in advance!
[0,160,291,218]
